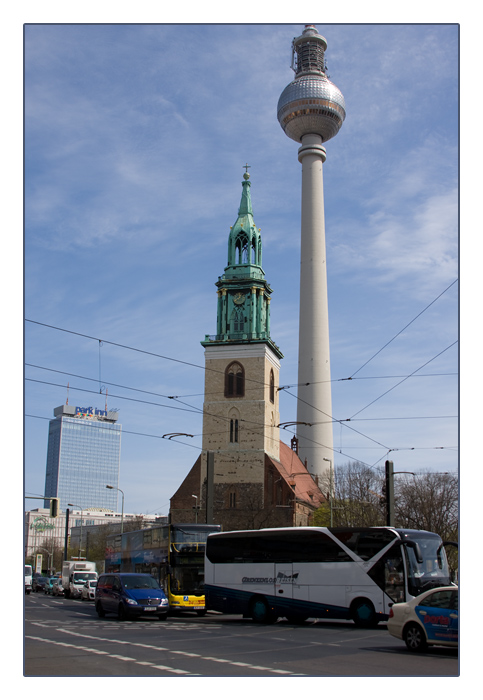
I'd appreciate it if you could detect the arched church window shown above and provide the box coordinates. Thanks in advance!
[230,418,239,443]
[235,232,249,264]
[270,369,275,403]
[225,362,245,398]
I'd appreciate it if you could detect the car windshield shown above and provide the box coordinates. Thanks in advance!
[405,535,452,597]
[123,575,159,589]
[73,572,97,582]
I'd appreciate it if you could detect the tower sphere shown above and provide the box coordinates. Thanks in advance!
[277,25,346,143]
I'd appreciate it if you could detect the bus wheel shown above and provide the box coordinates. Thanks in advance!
[196,610,206,616]
[404,623,428,652]
[350,599,377,628]
[250,596,276,624]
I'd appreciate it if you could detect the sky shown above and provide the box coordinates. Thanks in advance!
[22,22,460,518]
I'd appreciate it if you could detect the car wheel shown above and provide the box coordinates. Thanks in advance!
[351,599,377,628]
[158,614,168,621]
[196,610,206,617]
[404,623,428,652]
[250,596,277,624]
[118,604,130,621]
[96,602,106,618]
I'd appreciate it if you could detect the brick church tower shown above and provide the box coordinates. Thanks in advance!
[170,172,325,529]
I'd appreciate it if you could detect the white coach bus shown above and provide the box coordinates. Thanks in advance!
[204,527,455,626]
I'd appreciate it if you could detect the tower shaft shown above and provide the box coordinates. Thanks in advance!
[277,25,344,487]
[296,134,333,481]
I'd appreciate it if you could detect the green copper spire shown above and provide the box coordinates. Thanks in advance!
[226,172,262,274]
[202,171,282,359]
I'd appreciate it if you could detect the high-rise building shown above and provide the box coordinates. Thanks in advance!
[43,404,122,511]
[277,25,346,484]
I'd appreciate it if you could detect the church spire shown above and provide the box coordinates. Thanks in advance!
[202,170,282,359]
[226,170,262,273]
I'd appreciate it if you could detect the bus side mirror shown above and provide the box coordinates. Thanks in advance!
[404,541,423,564]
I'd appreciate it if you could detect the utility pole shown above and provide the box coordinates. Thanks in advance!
[385,460,394,527]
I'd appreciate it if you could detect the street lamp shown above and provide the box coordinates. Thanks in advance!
[68,504,84,558]
[192,495,198,524]
[106,485,124,534]
[323,457,334,526]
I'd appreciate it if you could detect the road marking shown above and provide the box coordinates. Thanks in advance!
[25,636,197,676]
[55,628,305,675]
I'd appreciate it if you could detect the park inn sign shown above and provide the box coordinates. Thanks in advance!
[75,406,108,418]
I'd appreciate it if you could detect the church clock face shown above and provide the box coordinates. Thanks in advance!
[233,292,246,305]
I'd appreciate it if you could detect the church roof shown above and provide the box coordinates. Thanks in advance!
[267,440,326,508]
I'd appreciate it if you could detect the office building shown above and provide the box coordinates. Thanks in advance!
[43,404,122,511]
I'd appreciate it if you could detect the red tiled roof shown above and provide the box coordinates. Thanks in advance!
[268,441,326,508]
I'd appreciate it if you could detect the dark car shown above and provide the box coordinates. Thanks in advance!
[95,573,169,621]
[32,576,48,592]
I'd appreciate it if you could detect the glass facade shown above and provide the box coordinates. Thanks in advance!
[44,408,121,511]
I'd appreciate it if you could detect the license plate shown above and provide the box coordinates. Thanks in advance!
[144,606,156,612]
[194,606,204,610]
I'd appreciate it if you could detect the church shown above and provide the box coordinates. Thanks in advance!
[170,171,326,530]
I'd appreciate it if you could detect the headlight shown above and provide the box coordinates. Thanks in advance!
[125,598,138,606]
[160,599,169,606]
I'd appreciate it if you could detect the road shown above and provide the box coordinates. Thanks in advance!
[25,593,459,677]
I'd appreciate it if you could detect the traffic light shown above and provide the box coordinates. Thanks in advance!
[49,497,59,518]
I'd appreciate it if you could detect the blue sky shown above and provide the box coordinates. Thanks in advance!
[23,23,459,517]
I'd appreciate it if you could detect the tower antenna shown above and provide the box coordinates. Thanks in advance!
[66,382,69,405]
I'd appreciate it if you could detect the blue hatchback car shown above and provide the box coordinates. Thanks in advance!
[95,573,169,621]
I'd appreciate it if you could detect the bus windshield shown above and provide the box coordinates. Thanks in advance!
[404,533,452,597]
[170,564,205,596]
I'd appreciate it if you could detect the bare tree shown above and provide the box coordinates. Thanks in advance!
[314,461,385,527]
[394,471,459,539]
[313,463,459,558]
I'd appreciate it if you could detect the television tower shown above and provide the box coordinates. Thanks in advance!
[277,25,346,484]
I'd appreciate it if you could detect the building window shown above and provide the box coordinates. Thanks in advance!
[230,418,239,443]
[225,362,245,398]
[270,369,275,403]
[233,308,244,333]
[229,491,237,508]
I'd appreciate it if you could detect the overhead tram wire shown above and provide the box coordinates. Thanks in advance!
[349,340,458,420]
[25,319,275,394]
[26,323,456,465]
[348,278,458,379]
[25,414,203,450]
[27,364,455,458]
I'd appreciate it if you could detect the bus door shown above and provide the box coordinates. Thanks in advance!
[274,564,296,601]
